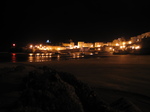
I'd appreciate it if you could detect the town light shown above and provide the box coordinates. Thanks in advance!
[122,42,126,45]
[116,43,119,46]
[128,41,132,44]
[132,46,135,49]
[36,53,40,56]
[135,46,140,49]
[30,45,33,48]
[74,45,79,48]
[29,53,33,56]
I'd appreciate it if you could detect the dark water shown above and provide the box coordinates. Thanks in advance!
[0,52,95,63]
[1,52,150,63]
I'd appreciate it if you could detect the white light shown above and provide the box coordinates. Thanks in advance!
[135,46,140,49]
[36,53,40,56]
[74,45,79,48]
[29,53,33,56]
[46,40,51,43]
[30,45,33,48]
[116,43,119,46]
[90,53,93,55]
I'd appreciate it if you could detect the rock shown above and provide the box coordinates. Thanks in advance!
[12,68,84,112]
[10,66,118,112]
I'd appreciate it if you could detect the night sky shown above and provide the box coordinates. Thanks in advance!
[1,0,150,51]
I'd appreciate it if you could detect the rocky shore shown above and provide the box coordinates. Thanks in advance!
[0,65,143,112]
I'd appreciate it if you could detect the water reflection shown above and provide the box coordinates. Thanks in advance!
[57,55,60,61]
[27,53,87,62]
[28,53,60,62]
[28,53,53,62]
[12,53,16,63]
[1,52,149,64]
[7,52,92,63]
[28,55,33,62]
[72,53,84,59]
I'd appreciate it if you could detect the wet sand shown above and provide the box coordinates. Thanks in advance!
[0,55,150,112]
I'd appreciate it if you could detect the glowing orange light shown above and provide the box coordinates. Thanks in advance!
[29,53,33,56]
[135,46,140,49]
[128,41,132,44]
[122,42,126,45]
[116,43,119,46]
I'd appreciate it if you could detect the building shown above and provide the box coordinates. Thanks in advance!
[62,42,75,49]
[95,42,104,47]
[78,42,94,48]
[78,42,84,48]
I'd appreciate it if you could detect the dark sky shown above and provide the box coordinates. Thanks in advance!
[1,0,150,50]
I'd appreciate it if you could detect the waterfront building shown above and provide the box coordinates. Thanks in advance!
[104,46,114,52]
[24,32,150,53]
[107,42,112,46]
[112,39,120,46]
[78,42,84,48]
[78,42,94,48]
[83,43,94,48]
[95,42,104,47]
[62,42,75,49]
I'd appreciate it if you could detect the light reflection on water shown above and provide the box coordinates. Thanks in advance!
[1,52,150,64]
[12,53,16,63]
[28,53,53,62]
[8,53,85,63]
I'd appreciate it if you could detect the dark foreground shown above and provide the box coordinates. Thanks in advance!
[0,55,150,112]
[0,64,145,112]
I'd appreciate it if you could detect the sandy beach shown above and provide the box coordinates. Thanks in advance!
[0,55,150,112]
